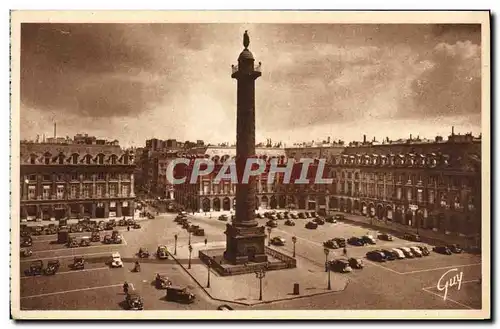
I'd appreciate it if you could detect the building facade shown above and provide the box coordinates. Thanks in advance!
[20,137,136,221]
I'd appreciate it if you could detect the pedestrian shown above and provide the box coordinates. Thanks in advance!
[343,247,347,256]
[127,226,130,232]
[123,281,129,294]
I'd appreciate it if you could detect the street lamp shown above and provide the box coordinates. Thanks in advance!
[267,227,272,246]
[255,264,268,301]
[188,244,193,269]
[292,236,297,258]
[206,258,212,288]
[188,230,192,245]
[324,248,331,290]
[174,234,178,255]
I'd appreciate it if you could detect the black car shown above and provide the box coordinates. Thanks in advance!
[347,237,366,246]
[333,237,346,248]
[298,212,306,219]
[433,246,453,255]
[360,235,376,245]
[403,232,422,242]
[334,214,345,221]
[305,221,318,229]
[447,244,463,254]
[313,217,325,225]
[266,220,278,228]
[377,233,394,241]
[325,215,337,223]
[366,250,386,262]
[323,239,339,249]
[417,245,431,256]
[284,219,295,226]
[348,257,364,269]
[380,249,397,261]
[328,259,353,273]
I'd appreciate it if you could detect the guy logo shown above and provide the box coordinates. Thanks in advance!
[437,268,463,301]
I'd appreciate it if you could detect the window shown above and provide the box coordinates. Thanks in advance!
[110,155,117,165]
[30,155,36,164]
[428,189,435,204]
[43,174,51,181]
[109,184,117,197]
[71,173,79,181]
[84,154,92,164]
[70,185,78,199]
[28,186,36,200]
[71,154,78,164]
[56,174,64,181]
[56,185,64,199]
[42,186,50,199]
[28,174,36,182]
[44,156,51,165]
[97,173,106,181]
[354,172,359,180]
[58,155,64,164]
[109,173,119,180]
[396,187,402,200]
[347,172,352,179]
[417,188,423,203]
[121,184,130,197]
[96,185,104,197]
[406,188,412,201]
[83,184,92,198]
[97,154,105,165]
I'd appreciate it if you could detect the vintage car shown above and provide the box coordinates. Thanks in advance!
[360,235,377,245]
[108,219,117,227]
[138,247,150,258]
[310,211,317,217]
[380,249,398,261]
[33,225,45,236]
[21,236,33,247]
[409,246,423,257]
[157,245,169,259]
[391,248,406,259]
[403,232,422,242]
[91,231,101,242]
[304,212,312,219]
[347,237,366,246]
[24,260,43,276]
[118,219,127,226]
[80,236,91,247]
[333,237,346,248]
[127,218,136,226]
[433,246,453,255]
[276,212,284,220]
[313,217,325,225]
[290,212,299,219]
[103,234,113,244]
[147,213,155,219]
[126,292,144,310]
[334,214,346,221]
[366,250,387,262]
[165,286,196,304]
[284,219,295,226]
[417,245,431,256]
[111,231,123,244]
[46,224,58,235]
[348,257,364,269]
[188,224,200,233]
[377,233,394,241]
[218,214,228,221]
[67,237,80,248]
[305,221,318,229]
[297,212,306,219]
[132,223,141,229]
[270,236,286,246]
[398,247,415,258]
[44,260,61,275]
[110,252,124,268]
[266,220,278,228]
[283,212,290,219]
[72,256,85,270]
[325,215,337,223]
[192,227,205,236]
[447,244,463,254]
[155,273,173,289]
[323,239,339,249]
[21,248,33,258]
[328,259,353,273]
[105,222,114,231]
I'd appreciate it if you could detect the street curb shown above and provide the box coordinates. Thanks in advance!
[167,250,348,307]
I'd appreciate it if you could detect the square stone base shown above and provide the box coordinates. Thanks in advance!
[223,223,268,265]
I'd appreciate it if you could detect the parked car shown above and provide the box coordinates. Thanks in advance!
[380,249,397,261]
[391,248,406,259]
[110,252,124,268]
[433,246,453,255]
[21,236,33,247]
[270,237,286,246]
[218,214,228,221]
[409,246,423,257]
[366,250,387,262]
[310,211,317,217]
[67,237,79,248]
[323,239,339,249]
[126,291,144,310]
[298,212,306,219]
[276,213,284,220]
[360,235,376,245]
[333,237,346,248]
[132,223,141,229]
[283,212,290,219]
[290,213,299,219]
[91,231,101,242]
[21,248,33,258]
[305,221,318,229]
[269,214,278,221]
[79,236,91,247]
[157,245,169,259]
[347,237,366,246]
[155,273,173,289]
[284,219,295,226]
[328,259,353,273]
[325,215,337,223]
[119,219,127,226]
[447,244,463,254]
[138,247,150,258]
[304,212,311,218]
[417,245,431,256]
[399,247,415,258]
[334,214,345,221]
[24,260,43,276]
[266,220,278,228]
[403,232,422,242]
[193,227,205,236]
[165,286,196,304]
[72,256,85,270]
[44,260,61,275]
[348,257,364,269]
[313,217,325,225]
[377,233,394,241]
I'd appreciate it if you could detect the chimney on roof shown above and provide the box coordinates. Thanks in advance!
[363,135,366,143]
[327,136,331,144]
[54,122,56,138]
[410,134,412,140]
[452,126,455,136]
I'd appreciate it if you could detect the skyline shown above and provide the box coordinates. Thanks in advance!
[20,23,482,147]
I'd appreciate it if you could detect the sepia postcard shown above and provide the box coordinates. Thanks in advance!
[10,10,490,320]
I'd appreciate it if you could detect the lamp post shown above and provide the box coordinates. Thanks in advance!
[324,248,331,290]
[174,234,178,256]
[292,236,297,258]
[188,244,193,269]
[188,230,192,245]
[267,227,272,246]
[255,265,268,301]
[206,258,212,288]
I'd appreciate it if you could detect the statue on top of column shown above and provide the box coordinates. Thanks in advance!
[243,30,250,49]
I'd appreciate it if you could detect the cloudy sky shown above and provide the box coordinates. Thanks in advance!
[20,23,481,147]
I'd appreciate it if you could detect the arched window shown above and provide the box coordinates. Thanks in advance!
[58,153,65,164]
[29,154,37,164]
[71,154,79,164]
[85,154,92,164]
[97,154,105,165]
[123,154,129,165]
[44,152,52,165]
[110,155,117,165]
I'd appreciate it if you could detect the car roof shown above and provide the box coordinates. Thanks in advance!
[112,252,121,257]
